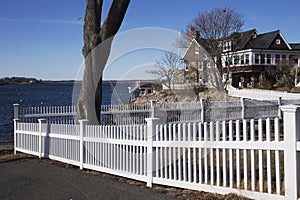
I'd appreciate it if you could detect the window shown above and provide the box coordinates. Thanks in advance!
[197,61,203,69]
[276,39,281,45]
[207,62,211,68]
[195,46,200,54]
[254,54,259,64]
[223,41,231,51]
[282,55,287,65]
[223,42,228,51]
[234,55,239,65]
[267,54,271,64]
[253,32,257,39]
[261,54,265,64]
[245,54,250,64]
[224,57,229,66]
[240,54,244,64]
[275,54,281,64]
[289,54,298,65]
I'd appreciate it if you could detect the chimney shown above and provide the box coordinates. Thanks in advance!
[189,27,200,39]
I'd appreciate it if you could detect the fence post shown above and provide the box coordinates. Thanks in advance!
[38,119,46,158]
[280,105,300,200]
[13,118,19,154]
[79,119,88,170]
[241,98,245,119]
[277,97,282,119]
[145,117,160,187]
[150,100,156,118]
[200,98,205,122]
[13,103,19,119]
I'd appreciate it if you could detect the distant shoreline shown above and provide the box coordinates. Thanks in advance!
[0,77,152,85]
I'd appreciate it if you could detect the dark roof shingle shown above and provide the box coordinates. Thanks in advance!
[290,43,300,50]
[245,30,279,49]
[232,29,256,51]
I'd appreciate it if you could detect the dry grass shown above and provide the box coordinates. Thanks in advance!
[0,141,35,162]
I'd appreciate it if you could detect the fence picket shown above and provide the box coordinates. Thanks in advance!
[236,120,240,189]
[266,118,272,194]
[204,122,208,184]
[243,119,248,190]
[210,122,214,185]
[222,121,227,187]
[258,118,263,193]
[250,119,256,191]
[216,121,220,187]
[274,117,281,195]
[229,120,233,188]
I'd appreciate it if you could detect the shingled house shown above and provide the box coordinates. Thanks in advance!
[183,29,300,89]
[221,29,300,88]
[182,38,222,89]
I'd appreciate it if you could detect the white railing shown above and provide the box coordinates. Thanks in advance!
[14,104,77,124]
[14,99,293,126]
[14,105,300,200]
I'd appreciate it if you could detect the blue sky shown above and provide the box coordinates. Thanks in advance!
[1,0,300,80]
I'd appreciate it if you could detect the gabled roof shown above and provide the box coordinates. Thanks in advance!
[245,30,279,49]
[182,38,200,60]
[245,30,292,50]
[183,29,298,61]
[182,38,210,61]
[230,29,257,51]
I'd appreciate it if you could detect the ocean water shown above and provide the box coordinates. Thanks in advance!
[0,81,132,141]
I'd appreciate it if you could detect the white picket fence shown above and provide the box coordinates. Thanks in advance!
[13,105,300,200]
[14,104,76,124]
[14,97,300,126]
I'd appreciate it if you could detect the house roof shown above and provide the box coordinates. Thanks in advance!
[245,30,279,49]
[183,29,299,61]
[290,43,300,50]
[182,38,211,61]
[128,81,156,94]
[230,29,257,51]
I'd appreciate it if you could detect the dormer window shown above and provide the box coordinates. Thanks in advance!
[223,41,231,51]
[253,32,257,38]
[276,39,281,45]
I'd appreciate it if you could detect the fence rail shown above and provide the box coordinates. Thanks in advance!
[13,105,300,200]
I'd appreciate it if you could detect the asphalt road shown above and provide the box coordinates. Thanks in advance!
[0,159,178,200]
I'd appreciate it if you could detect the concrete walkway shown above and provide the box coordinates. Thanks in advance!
[0,159,178,200]
[226,85,300,100]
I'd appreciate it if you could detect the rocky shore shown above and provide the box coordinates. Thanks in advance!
[131,88,238,104]
[0,77,77,85]
[0,77,42,85]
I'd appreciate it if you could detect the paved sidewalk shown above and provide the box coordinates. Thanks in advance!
[0,159,178,200]
[226,85,300,100]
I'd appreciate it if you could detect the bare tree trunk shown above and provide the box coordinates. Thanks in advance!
[77,0,130,124]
